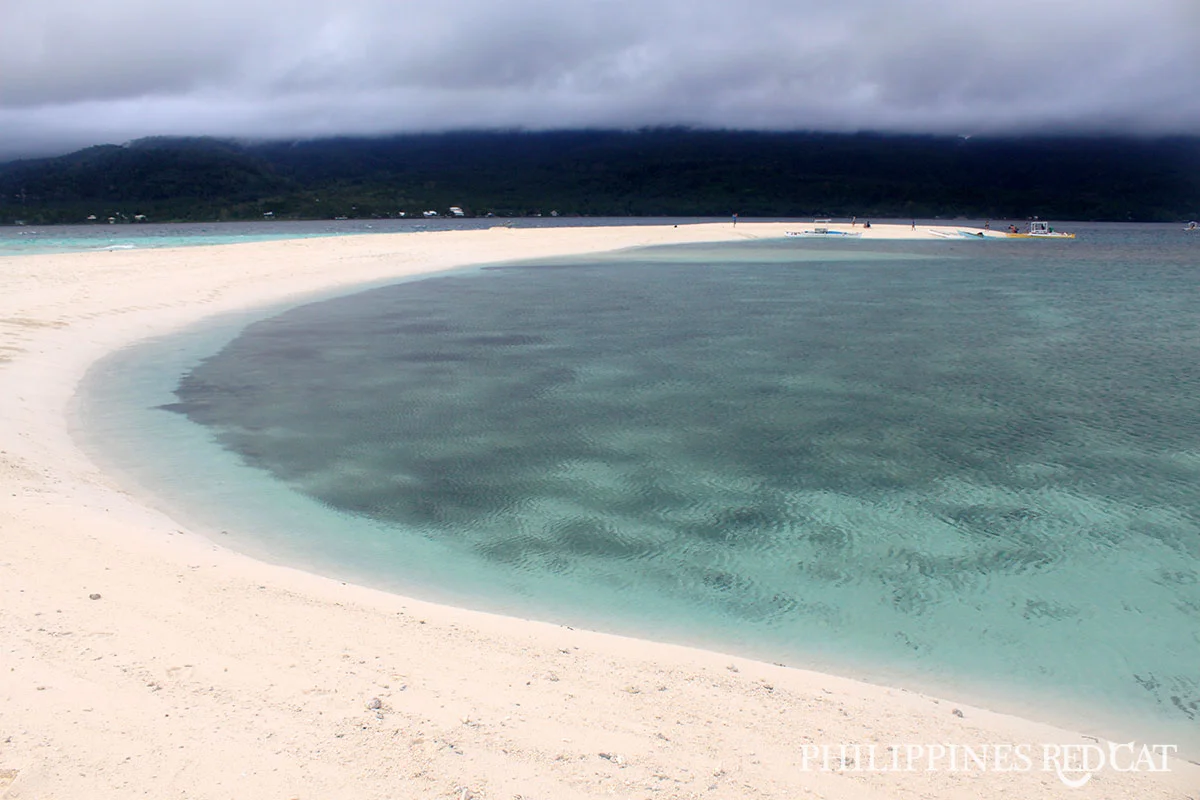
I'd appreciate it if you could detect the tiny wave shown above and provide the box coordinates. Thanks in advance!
[92,244,138,251]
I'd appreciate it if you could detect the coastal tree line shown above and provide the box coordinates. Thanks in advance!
[1,130,1198,224]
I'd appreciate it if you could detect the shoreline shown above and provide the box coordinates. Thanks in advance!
[2,222,1195,799]
[0,217,1019,258]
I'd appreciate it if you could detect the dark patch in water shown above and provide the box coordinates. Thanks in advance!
[161,243,1200,743]
[395,351,475,363]
[456,334,547,347]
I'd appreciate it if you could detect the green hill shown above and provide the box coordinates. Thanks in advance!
[2,130,1197,224]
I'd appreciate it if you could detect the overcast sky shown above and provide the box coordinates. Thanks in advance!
[2,0,1198,160]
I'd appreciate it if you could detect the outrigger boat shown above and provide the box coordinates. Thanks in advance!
[1006,221,1075,239]
[785,227,862,238]
[927,229,986,239]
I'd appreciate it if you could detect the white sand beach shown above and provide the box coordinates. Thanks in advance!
[1,222,1194,799]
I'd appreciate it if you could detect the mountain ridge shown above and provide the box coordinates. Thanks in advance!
[3,130,1197,224]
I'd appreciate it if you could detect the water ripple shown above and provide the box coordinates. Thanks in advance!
[161,238,1200,749]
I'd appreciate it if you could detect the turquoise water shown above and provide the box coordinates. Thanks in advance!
[0,221,336,256]
[0,217,720,256]
[79,224,1200,751]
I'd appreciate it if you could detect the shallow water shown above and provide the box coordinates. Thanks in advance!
[79,224,1200,751]
[0,216,717,257]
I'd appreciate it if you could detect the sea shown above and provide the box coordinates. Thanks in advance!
[66,219,1199,753]
[0,217,703,257]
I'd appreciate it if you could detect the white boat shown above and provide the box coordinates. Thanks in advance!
[1006,221,1075,239]
[1186,221,1198,231]
[785,227,862,238]
[929,229,985,239]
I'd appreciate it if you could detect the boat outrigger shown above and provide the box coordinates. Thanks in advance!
[785,228,863,238]
[1006,221,1075,239]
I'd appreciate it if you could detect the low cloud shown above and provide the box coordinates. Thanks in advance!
[2,0,1197,159]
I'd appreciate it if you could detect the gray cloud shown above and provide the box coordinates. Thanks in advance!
[2,0,1198,159]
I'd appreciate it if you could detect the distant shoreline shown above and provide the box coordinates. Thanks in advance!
[0,216,1016,257]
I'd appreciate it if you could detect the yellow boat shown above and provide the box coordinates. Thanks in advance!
[1006,221,1075,239]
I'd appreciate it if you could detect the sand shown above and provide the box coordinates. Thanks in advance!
[0,222,1194,799]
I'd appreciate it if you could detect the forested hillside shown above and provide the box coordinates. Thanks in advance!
[2,130,1197,224]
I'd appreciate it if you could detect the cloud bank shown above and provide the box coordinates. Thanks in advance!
[2,0,1198,158]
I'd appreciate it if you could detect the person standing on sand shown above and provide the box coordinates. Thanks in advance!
[732,212,738,227]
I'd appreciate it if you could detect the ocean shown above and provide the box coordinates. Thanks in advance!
[0,217,715,257]
[76,222,1200,752]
